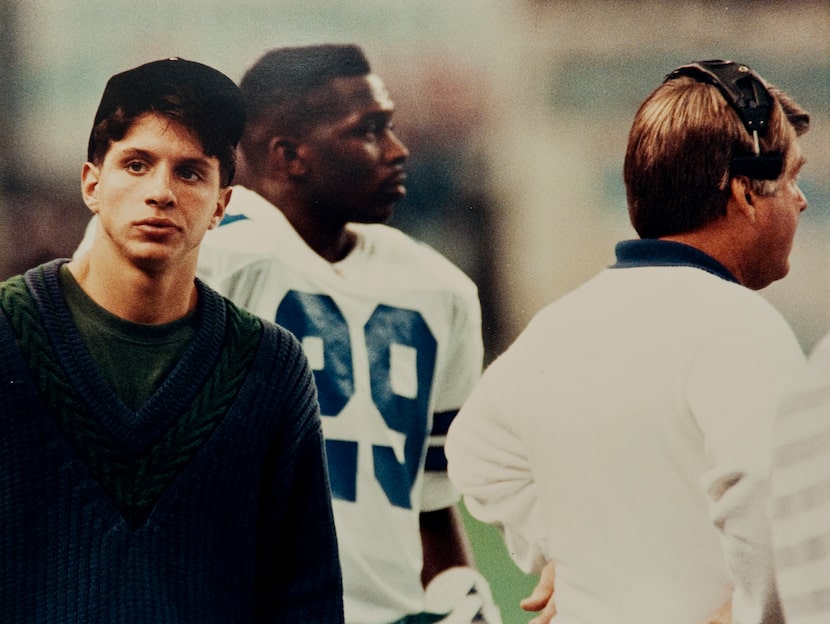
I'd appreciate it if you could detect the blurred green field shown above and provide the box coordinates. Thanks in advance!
[460,502,539,624]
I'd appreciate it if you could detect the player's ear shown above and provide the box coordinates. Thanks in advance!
[269,137,307,177]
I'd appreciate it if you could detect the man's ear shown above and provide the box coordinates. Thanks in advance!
[269,137,307,177]
[208,186,233,230]
[81,162,101,214]
[728,175,756,221]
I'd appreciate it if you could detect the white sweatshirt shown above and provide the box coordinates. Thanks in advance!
[447,241,804,624]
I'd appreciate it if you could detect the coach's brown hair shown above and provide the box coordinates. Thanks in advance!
[624,75,809,239]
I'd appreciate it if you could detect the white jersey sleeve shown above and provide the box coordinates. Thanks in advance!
[422,270,482,512]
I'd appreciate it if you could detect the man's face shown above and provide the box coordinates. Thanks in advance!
[82,112,230,273]
[300,74,409,225]
[746,142,808,289]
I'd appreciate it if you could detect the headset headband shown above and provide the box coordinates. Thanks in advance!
[664,59,783,180]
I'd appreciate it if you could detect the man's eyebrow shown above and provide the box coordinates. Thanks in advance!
[116,147,153,160]
[361,110,394,123]
[177,156,214,169]
[115,148,213,168]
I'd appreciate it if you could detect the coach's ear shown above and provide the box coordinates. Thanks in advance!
[269,137,307,178]
[728,175,756,222]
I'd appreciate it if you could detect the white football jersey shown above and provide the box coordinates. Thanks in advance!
[197,186,483,624]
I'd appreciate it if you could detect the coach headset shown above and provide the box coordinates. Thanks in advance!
[664,59,784,181]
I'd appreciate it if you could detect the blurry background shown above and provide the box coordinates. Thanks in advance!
[1,1,827,621]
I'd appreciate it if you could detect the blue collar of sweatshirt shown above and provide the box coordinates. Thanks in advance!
[611,239,739,284]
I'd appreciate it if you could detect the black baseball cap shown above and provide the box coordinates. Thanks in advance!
[87,57,245,162]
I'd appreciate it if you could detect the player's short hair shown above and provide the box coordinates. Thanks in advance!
[87,58,245,186]
[238,44,372,168]
[624,71,809,239]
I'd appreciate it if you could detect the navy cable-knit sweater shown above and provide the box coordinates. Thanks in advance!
[0,260,344,623]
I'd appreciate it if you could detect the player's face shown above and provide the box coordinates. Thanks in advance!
[82,112,230,273]
[301,74,409,225]
[745,143,807,289]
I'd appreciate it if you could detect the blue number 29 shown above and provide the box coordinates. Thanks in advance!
[276,291,437,509]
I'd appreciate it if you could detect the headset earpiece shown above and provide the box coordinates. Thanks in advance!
[664,59,783,180]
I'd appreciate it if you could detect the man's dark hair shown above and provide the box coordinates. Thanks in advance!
[237,45,371,173]
[240,44,371,131]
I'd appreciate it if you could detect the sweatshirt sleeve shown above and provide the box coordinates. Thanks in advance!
[445,354,549,574]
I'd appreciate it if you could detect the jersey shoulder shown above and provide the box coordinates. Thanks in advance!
[198,187,307,286]
[201,186,288,255]
[355,224,478,298]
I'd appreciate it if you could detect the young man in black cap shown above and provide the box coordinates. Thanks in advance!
[0,58,343,623]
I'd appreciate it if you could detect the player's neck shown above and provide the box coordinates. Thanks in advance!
[295,217,357,263]
[273,200,355,263]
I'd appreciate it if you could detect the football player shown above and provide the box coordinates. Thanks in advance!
[197,45,497,624]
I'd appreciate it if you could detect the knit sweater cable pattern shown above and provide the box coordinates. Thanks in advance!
[1,261,259,528]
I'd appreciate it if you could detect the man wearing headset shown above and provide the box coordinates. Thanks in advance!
[446,60,810,624]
